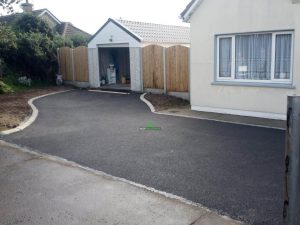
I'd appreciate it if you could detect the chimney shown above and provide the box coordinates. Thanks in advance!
[21,0,33,13]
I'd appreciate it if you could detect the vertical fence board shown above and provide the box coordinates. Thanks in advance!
[142,45,164,89]
[58,47,73,81]
[58,46,89,83]
[73,46,89,82]
[166,45,189,92]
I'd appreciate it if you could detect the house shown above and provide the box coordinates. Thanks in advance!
[181,0,300,120]
[0,1,90,38]
[88,18,190,91]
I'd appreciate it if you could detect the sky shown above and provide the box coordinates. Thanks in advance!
[6,0,191,34]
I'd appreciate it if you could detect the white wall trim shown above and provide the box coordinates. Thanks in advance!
[98,43,130,48]
[111,18,143,41]
[191,105,286,120]
[181,0,204,22]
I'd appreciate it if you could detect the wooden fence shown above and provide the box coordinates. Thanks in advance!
[142,45,164,89]
[58,45,188,92]
[142,45,189,93]
[58,46,89,84]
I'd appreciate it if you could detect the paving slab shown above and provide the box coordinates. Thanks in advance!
[158,106,285,129]
[0,140,243,225]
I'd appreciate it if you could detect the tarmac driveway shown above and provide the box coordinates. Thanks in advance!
[2,90,285,225]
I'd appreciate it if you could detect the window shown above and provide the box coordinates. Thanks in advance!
[217,32,293,84]
[219,37,232,78]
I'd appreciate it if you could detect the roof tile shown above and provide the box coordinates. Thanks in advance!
[116,19,190,44]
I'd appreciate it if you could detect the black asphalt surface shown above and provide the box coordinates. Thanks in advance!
[2,90,285,225]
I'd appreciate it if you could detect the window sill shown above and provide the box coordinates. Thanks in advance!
[211,81,296,89]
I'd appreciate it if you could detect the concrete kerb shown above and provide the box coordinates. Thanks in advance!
[88,90,130,95]
[140,93,284,130]
[0,140,244,225]
[0,90,71,136]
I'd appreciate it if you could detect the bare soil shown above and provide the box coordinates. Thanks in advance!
[144,93,189,111]
[0,86,71,131]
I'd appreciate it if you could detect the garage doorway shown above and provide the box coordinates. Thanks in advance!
[98,47,131,89]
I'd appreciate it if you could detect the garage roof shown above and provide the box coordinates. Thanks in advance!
[116,19,190,44]
[89,18,190,45]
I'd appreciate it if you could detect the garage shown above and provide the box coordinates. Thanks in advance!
[98,47,130,87]
[88,18,190,92]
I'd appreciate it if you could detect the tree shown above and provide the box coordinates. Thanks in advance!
[0,0,22,15]
[13,14,54,38]
[0,24,17,77]
[0,14,73,83]
[14,27,72,82]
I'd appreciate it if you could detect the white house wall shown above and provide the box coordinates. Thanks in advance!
[88,21,141,88]
[189,0,300,119]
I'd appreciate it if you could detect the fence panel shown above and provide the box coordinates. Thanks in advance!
[73,46,89,82]
[142,45,164,89]
[166,45,189,92]
[58,47,73,81]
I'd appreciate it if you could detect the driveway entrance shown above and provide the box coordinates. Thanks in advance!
[3,90,285,225]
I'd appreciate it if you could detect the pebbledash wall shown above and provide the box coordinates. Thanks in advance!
[88,21,143,92]
[188,0,300,120]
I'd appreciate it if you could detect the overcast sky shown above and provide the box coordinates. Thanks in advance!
[6,0,190,34]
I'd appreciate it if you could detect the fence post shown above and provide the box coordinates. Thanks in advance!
[283,96,300,225]
[140,47,144,93]
[57,48,61,75]
[163,47,167,95]
[71,48,75,84]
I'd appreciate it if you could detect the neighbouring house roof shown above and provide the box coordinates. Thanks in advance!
[56,22,91,38]
[32,8,61,25]
[0,13,19,24]
[0,8,90,38]
[0,8,60,25]
[90,18,190,45]
[180,0,203,22]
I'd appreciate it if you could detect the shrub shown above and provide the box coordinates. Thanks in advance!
[0,80,13,94]
[0,15,73,84]
[70,34,89,47]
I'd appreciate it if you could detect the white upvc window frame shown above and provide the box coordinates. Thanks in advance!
[216,31,294,85]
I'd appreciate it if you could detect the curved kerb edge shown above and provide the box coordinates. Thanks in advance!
[140,93,156,113]
[0,90,71,135]
[139,93,283,130]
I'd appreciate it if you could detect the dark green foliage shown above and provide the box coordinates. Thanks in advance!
[0,14,73,84]
[16,32,55,81]
[13,14,54,38]
[0,24,17,62]
[70,34,89,47]
[53,34,73,48]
